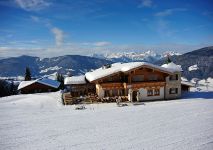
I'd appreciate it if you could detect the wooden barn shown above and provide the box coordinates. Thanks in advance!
[18,78,61,94]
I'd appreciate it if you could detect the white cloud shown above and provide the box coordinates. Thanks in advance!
[81,41,111,47]
[30,16,40,22]
[93,41,111,47]
[138,0,153,8]
[0,42,212,58]
[29,15,65,47]
[155,9,173,17]
[15,0,51,11]
[51,27,64,47]
[155,8,187,17]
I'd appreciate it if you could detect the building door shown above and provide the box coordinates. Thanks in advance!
[132,91,138,102]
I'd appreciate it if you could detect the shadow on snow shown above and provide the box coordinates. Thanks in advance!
[182,91,213,99]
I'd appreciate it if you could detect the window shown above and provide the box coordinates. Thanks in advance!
[108,77,113,82]
[147,89,153,96]
[104,90,110,97]
[132,75,144,82]
[154,89,160,96]
[147,68,153,72]
[147,88,160,96]
[148,74,158,81]
[118,89,123,96]
[169,88,178,94]
[112,89,117,96]
[105,89,124,97]
[169,74,178,81]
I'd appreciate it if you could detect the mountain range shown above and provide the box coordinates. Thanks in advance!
[0,47,212,80]
[155,46,213,80]
[91,50,181,63]
[0,55,111,78]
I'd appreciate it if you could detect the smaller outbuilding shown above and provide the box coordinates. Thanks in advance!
[64,75,95,97]
[18,78,61,94]
[181,81,194,92]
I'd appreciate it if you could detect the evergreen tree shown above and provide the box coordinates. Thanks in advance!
[25,67,31,81]
[166,55,172,64]
[0,80,11,97]
[56,73,64,89]
[10,81,14,94]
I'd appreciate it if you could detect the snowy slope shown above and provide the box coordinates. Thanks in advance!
[40,66,62,73]
[0,90,213,150]
[190,77,213,92]
[188,64,199,71]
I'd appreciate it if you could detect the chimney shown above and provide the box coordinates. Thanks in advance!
[102,64,111,69]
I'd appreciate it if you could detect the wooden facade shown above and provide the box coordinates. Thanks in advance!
[91,66,177,102]
[93,67,168,84]
[68,83,96,97]
[64,64,182,104]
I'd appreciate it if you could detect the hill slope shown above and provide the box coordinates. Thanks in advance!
[156,46,213,80]
[0,91,213,149]
[0,55,112,77]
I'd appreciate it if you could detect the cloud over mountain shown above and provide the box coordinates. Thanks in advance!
[15,0,51,11]
[51,27,64,47]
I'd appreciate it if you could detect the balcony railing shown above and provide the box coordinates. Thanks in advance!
[100,81,166,89]
[126,81,166,88]
[101,82,124,89]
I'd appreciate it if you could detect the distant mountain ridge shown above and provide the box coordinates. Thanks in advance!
[155,46,213,80]
[0,55,112,77]
[0,47,212,80]
[91,50,181,63]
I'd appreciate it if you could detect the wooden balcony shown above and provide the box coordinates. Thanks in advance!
[100,83,124,89]
[126,81,166,89]
[100,81,166,89]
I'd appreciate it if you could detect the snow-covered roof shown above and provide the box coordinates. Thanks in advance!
[37,78,60,88]
[64,75,86,85]
[181,81,195,87]
[18,78,61,90]
[85,62,177,82]
[18,81,35,90]
[181,77,188,82]
[161,62,183,72]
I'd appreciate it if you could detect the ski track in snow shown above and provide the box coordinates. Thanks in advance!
[0,92,213,150]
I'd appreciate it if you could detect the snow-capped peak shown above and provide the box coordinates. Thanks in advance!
[163,51,182,57]
[92,50,181,62]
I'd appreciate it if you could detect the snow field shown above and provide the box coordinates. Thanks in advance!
[0,92,213,150]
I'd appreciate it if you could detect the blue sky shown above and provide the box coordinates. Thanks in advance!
[0,0,213,57]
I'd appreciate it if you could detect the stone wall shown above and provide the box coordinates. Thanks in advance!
[165,72,181,100]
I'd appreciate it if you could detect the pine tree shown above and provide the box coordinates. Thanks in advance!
[10,81,14,95]
[25,67,31,81]
[166,55,172,64]
[56,73,64,89]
